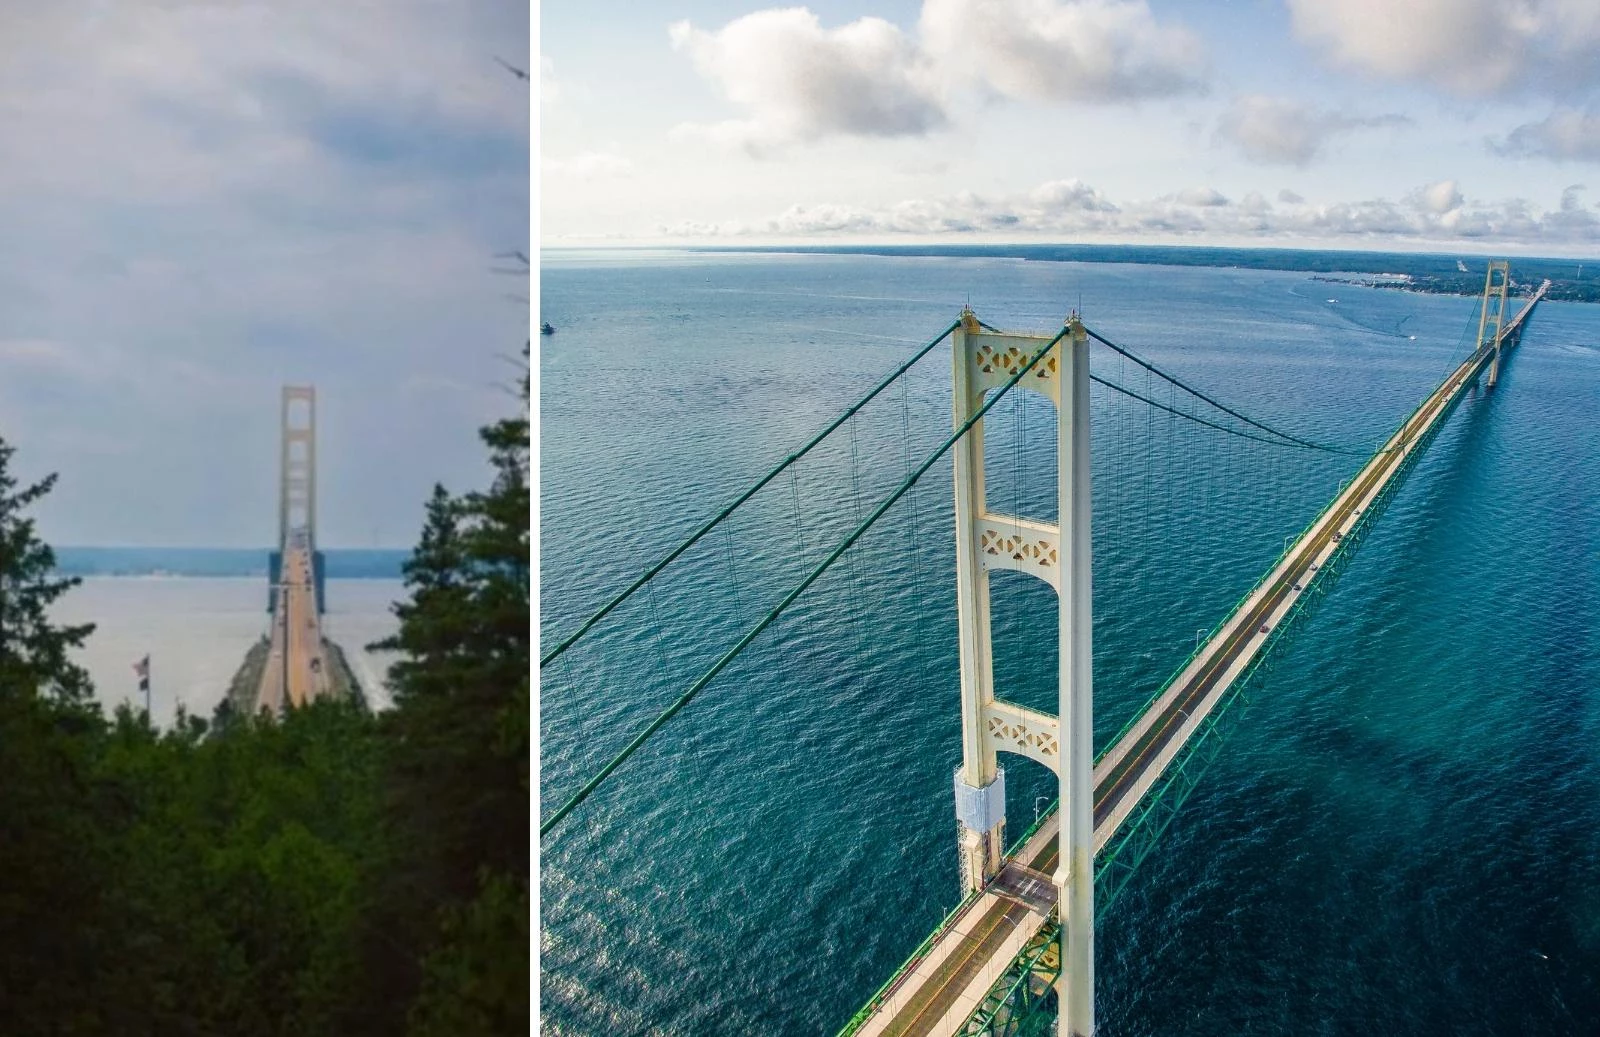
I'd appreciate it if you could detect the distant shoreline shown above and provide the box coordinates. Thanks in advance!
[686,244,1600,303]
[54,546,408,580]
[66,572,406,580]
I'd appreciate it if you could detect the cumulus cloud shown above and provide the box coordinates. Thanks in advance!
[1238,191,1272,215]
[1492,107,1600,161]
[670,0,1208,151]
[1175,186,1229,207]
[1415,179,1464,214]
[1401,180,1490,234]
[1029,178,1119,212]
[741,179,1118,235]
[919,0,1208,104]
[661,178,1600,246]
[1287,0,1600,97]
[1278,189,1305,204]
[1545,184,1599,236]
[1215,95,1409,166]
[668,9,944,150]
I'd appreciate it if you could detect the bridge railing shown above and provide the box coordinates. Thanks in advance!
[834,887,985,1037]
[846,277,1550,1037]
[1094,321,1489,770]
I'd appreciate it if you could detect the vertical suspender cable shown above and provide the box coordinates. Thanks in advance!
[541,320,961,669]
[541,326,1068,838]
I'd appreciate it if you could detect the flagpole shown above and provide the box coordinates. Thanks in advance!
[134,654,151,721]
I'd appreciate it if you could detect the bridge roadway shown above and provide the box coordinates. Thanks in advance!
[852,281,1548,1037]
[255,536,330,711]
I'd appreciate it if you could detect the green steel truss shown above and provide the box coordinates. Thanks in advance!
[958,922,1061,1037]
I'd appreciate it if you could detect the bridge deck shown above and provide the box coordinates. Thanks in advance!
[851,280,1548,1037]
[255,537,331,710]
[853,818,1060,1037]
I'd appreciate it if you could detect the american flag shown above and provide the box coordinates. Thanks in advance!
[133,654,150,692]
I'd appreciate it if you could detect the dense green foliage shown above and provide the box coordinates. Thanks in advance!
[0,359,529,1034]
[0,441,95,701]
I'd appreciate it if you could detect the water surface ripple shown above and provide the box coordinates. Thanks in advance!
[540,252,1600,1035]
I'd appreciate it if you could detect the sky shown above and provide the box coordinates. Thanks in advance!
[540,0,1600,253]
[0,1,529,548]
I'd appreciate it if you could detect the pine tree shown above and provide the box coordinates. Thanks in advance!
[362,352,529,1033]
[0,434,110,1027]
[0,436,94,701]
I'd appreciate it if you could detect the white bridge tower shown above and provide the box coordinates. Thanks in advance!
[950,309,1095,1035]
[1478,261,1511,388]
[279,385,317,547]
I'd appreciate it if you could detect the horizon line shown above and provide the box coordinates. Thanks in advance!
[538,239,1600,260]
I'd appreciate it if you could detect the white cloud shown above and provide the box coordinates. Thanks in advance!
[1175,186,1229,207]
[667,117,788,158]
[759,182,1116,235]
[1239,191,1272,215]
[1286,0,1600,97]
[659,178,1600,246]
[668,9,945,150]
[540,56,561,107]
[1546,185,1599,236]
[919,0,1208,104]
[1416,179,1464,214]
[1278,189,1305,204]
[669,0,1208,152]
[1493,107,1600,161]
[1028,179,1119,212]
[1215,95,1409,166]
[542,151,634,178]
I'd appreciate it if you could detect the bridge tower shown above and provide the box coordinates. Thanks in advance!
[951,309,1095,1035]
[279,385,317,546]
[1477,261,1511,388]
[271,385,326,614]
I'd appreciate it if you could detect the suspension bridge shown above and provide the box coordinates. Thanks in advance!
[228,385,361,713]
[539,262,1547,1035]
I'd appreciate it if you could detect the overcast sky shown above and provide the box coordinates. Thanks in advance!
[0,1,529,548]
[541,0,1600,252]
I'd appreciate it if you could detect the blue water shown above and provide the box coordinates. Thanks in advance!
[538,250,1600,1034]
[46,548,407,723]
[54,546,409,579]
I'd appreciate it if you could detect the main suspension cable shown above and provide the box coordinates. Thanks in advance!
[540,318,961,669]
[540,325,1069,838]
[1082,323,1362,455]
[983,316,1363,455]
[1089,374,1334,451]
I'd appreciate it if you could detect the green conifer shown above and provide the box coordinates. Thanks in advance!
[0,436,95,701]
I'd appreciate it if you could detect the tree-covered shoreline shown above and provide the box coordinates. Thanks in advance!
[1311,273,1600,302]
[0,353,529,1035]
[695,243,1600,302]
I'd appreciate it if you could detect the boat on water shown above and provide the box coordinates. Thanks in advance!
[540,321,555,336]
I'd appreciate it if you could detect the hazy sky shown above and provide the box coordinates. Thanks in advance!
[541,0,1600,252]
[0,1,529,548]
